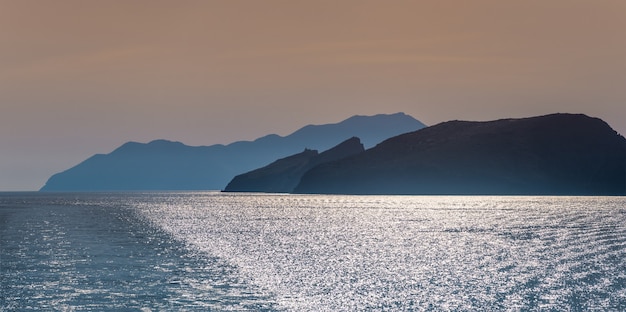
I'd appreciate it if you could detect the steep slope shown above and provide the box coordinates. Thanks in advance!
[224,137,364,193]
[40,113,424,191]
[294,114,626,195]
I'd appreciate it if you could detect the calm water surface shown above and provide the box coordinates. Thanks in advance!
[1,192,625,311]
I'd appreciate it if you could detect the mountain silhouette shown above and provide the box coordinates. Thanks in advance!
[40,113,424,191]
[224,137,364,193]
[294,114,626,195]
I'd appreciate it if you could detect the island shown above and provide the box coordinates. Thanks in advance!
[40,113,424,191]
[293,113,626,195]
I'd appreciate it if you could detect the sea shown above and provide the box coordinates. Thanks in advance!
[1,192,624,311]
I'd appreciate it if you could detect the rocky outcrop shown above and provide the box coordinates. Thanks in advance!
[224,137,364,193]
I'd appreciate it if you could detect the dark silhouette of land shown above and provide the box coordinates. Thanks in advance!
[224,137,364,193]
[40,113,424,191]
[294,114,626,195]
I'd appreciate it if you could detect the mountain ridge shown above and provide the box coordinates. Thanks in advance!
[40,113,425,191]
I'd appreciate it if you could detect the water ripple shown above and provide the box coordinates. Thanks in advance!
[133,194,626,311]
[2,193,624,311]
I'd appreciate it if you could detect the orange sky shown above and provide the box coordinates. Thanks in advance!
[1,0,625,190]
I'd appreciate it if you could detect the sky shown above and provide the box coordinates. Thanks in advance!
[1,0,625,191]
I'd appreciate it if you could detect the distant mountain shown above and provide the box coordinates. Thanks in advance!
[224,137,364,193]
[294,114,626,195]
[40,113,425,191]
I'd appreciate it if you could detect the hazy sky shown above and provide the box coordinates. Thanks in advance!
[1,0,625,191]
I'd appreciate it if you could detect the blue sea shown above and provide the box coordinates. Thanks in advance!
[1,192,625,311]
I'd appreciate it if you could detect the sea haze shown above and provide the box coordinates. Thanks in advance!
[1,192,625,311]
